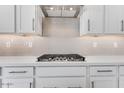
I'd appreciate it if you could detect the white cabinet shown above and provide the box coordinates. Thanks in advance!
[90,66,117,76]
[36,77,86,88]
[2,67,33,88]
[36,66,86,88]
[2,78,33,88]
[0,5,15,33]
[35,6,43,35]
[119,77,124,88]
[105,5,124,34]
[3,67,33,78]
[90,66,118,88]
[16,5,43,34]
[80,5,104,35]
[90,77,117,88]
[16,5,36,34]
[36,67,86,77]
[80,6,88,35]
[119,66,124,88]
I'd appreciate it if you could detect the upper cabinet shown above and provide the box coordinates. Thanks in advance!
[16,5,42,35]
[35,6,44,36]
[105,6,124,34]
[80,5,104,36]
[80,5,124,35]
[0,5,43,35]
[0,6,15,33]
[17,5,35,34]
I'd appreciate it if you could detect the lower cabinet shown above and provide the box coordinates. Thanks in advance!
[0,79,2,88]
[36,77,86,88]
[0,65,124,88]
[119,66,124,88]
[2,78,33,88]
[90,77,117,88]
[119,77,124,88]
[89,66,118,88]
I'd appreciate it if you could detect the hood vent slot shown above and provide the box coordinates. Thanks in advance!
[41,5,80,18]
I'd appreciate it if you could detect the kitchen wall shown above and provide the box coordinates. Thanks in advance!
[0,35,33,56]
[42,18,79,37]
[32,36,124,56]
[0,18,124,56]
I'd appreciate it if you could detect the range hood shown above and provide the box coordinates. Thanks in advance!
[41,5,80,18]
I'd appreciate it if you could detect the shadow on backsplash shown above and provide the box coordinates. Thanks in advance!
[0,35,124,56]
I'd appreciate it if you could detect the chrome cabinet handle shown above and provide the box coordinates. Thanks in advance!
[9,71,27,73]
[121,20,124,32]
[0,67,1,76]
[97,70,112,72]
[30,82,32,88]
[91,81,94,88]
[32,18,35,32]
[88,19,90,31]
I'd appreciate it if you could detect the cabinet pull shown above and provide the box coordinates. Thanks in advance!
[97,70,112,72]
[9,71,27,73]
[121,20,124,32]
[30,82,32,88]
[0,67,1,76]
[32,18,35,32]
[91,81,94,88]
[88,19,90,31]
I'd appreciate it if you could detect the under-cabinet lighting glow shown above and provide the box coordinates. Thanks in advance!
[6,42,11,48]
[113,42,118,48]
[70,7,73,11]
[50,7,54,10]
[92,42,98,48]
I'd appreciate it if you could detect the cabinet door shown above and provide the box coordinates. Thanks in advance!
[105,5,124,34]
[36,77,86,88]
[80,5,104,35]
[87,5,104,34]
[0,5,15,33]
[35,6,43,35]
[90,77,117,88]
[17,5,35,34]
[119,77,124,88]
[2,78,33,88]
[80,6,88,35]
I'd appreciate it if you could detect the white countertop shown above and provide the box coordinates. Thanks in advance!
[0,56,123,66]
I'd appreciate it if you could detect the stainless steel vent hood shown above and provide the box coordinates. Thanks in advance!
[41,5,80,18]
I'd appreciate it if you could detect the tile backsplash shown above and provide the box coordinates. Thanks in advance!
[32,36,124,56]
[0,35,124,56]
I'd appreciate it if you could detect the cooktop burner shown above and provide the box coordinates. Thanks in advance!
[37,54,85,62]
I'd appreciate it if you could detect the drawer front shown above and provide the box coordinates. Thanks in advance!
[36,67,86,77]
[36,77,86,88]
[119,66,124,75]
[3,67,33,77]
[90,66,117,76]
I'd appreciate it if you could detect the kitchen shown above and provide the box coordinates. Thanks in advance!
[0,5,124,88]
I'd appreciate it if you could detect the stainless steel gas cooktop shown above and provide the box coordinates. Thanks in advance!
[37,54,85,62]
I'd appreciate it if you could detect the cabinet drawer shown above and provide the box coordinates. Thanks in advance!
[119,66,124,75]
[90,66,117,76]
[36,77,86,88]
[36,67,86,77]
[3,67,33,77]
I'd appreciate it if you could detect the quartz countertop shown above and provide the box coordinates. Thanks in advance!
[0,56,123,66]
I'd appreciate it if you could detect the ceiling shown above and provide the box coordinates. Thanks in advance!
[40,5,81,18]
